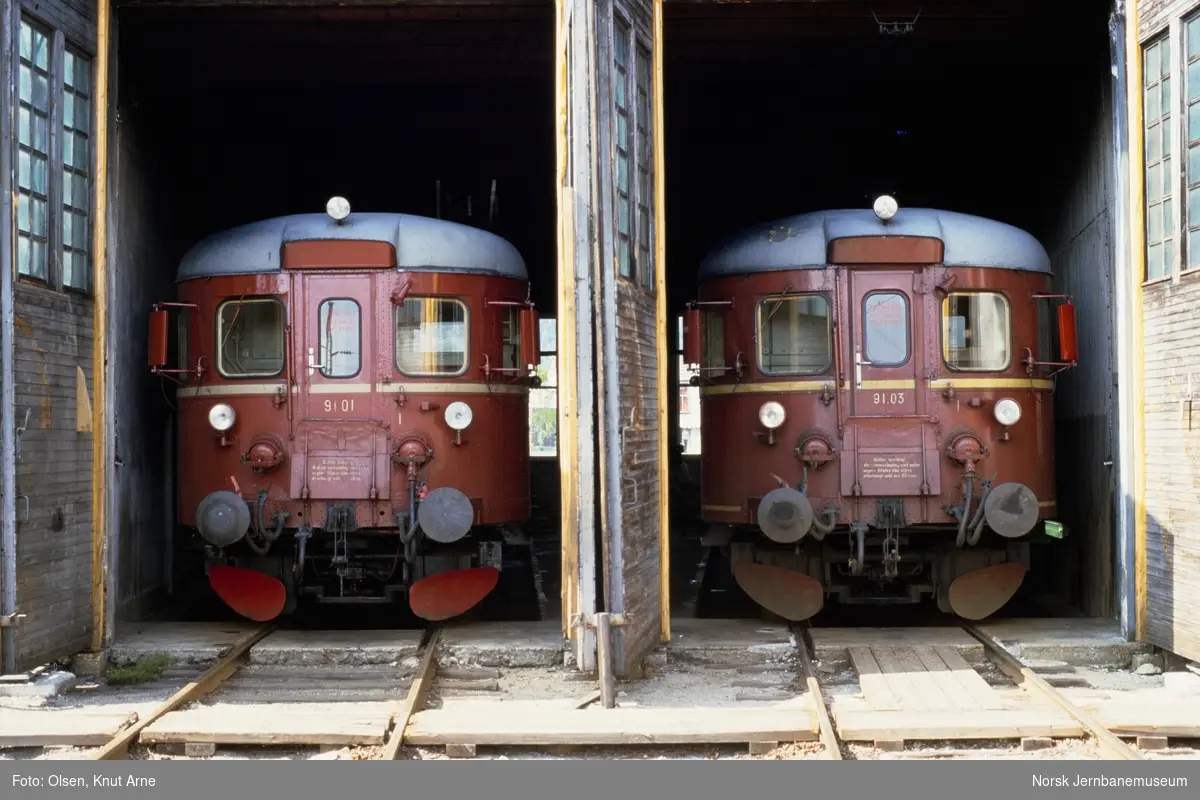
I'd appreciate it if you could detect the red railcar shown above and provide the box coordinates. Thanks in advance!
[683,198,1077,622]
[148,198,542,622]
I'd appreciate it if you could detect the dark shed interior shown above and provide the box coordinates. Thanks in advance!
[662,0,1121,621]
[108,2,558,623]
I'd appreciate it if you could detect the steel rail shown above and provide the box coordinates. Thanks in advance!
[963,624,1143,760]
[380,626,441,760]
[794,625,842,759]
[93,623,275,760]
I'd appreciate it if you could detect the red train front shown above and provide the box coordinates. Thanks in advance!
[684,199,1078,622]
[148,198,541,623]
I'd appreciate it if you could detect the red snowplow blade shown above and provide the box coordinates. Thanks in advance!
[947,562,1027,620]
[409,567,499,621]
[732,561,824,621]
[208,565,287,621]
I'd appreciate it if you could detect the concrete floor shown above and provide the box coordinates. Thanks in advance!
[439,620,568,668]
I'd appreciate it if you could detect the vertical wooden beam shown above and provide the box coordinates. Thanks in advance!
[1124,0,1147,643]
[651,0,670,645]
[90,0,111,654]
[596,612,615,708]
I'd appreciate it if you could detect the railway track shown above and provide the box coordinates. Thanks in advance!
[78,620,1189,760]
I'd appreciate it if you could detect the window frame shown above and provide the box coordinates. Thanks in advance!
[214,296,288,379]
[16,17,53,284]
[14,13,95,295]
[393,295,471,379]
[529,316,558,459]
[939,290,1014,374]
[754,293,833,377]
[861,290,911,368]
[61,45,93,293]
[316,297,364,380]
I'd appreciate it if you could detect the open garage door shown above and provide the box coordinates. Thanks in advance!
[594,0,669,676]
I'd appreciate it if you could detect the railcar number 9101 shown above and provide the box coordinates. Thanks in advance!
[872,392,905,406]
[324,399,355,412]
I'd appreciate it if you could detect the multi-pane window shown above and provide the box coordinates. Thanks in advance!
[17,20,51,281]
[613,17,633,280]
[635,44,653,290]
[529,317,558,458]
[1185,17,1200,270]
[1146,34,1174,280]
[63,49,92,290]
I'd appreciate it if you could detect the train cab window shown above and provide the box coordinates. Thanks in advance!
[942,292,1011,371]
[317,299,362,378]
[395,297,469,376]
[702,311,725,369]
[862,292,910,367]
[216,298,285,378]
[756,295,831,375]
[501,307,520,370]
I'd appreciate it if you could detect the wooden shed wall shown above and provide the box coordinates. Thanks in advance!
[11,0,98,670]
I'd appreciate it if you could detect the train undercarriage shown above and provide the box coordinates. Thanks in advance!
[703,513,1041,622]
[179,505,544,624]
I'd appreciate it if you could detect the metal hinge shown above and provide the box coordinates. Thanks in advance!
[0,613,27,628]
[570,613,629,629]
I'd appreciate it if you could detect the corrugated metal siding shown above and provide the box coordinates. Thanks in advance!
[616,279,661,675]
[1044,69,1116,617]
[13,284,94,669]
[1142,279,1200,660]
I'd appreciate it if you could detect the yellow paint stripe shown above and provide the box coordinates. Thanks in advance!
[177,382,527,398]
[929,378,1054,390]
[855,380,916,390]
[702,505,743,513]
[701,380,832,396]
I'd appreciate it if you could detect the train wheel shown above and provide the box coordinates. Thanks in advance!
[946,562,1027,620]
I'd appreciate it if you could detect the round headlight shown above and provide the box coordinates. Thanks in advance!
[209,403,236,432]
[326,196,351,221]
[758,401,786,430]
[993,397,1022,427]
[445,401,473,431]
[873,194,899,221]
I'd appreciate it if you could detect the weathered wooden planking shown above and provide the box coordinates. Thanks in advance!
[848,646,899,711]
[139,703,395,746]
[404,706,820,746]
[910,646,982,710]
[933,646,1005,710]
[869,646,927,711]
[1,710,137,748]
[835,709,1086,741]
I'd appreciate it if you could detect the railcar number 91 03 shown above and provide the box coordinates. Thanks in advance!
[872,392,905,406]
[324,399,355,412]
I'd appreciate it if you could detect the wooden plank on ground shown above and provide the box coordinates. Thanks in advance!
[889,647,954,711]
[834,709,1086,741]
[404,706,820,746]
[870,646,926,711]
[933,646,1005,710]
[911,646,981,710]
[139,703,395,746]
[0,710,137,748]
[1091,704,1200,737]
[848,646,899,711]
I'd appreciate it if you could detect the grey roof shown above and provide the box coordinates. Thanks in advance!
[698,208,1051,277]
[177,212,528,281]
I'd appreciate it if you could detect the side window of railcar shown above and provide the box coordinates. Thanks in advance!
[702,311,725,369]
[501,307,520,371]
[216,298,286,378]
[862,292,910,367]
[942,292,1011,371]
[317,299,362,379]
[395,297,469,377]
[756,295,831,375]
